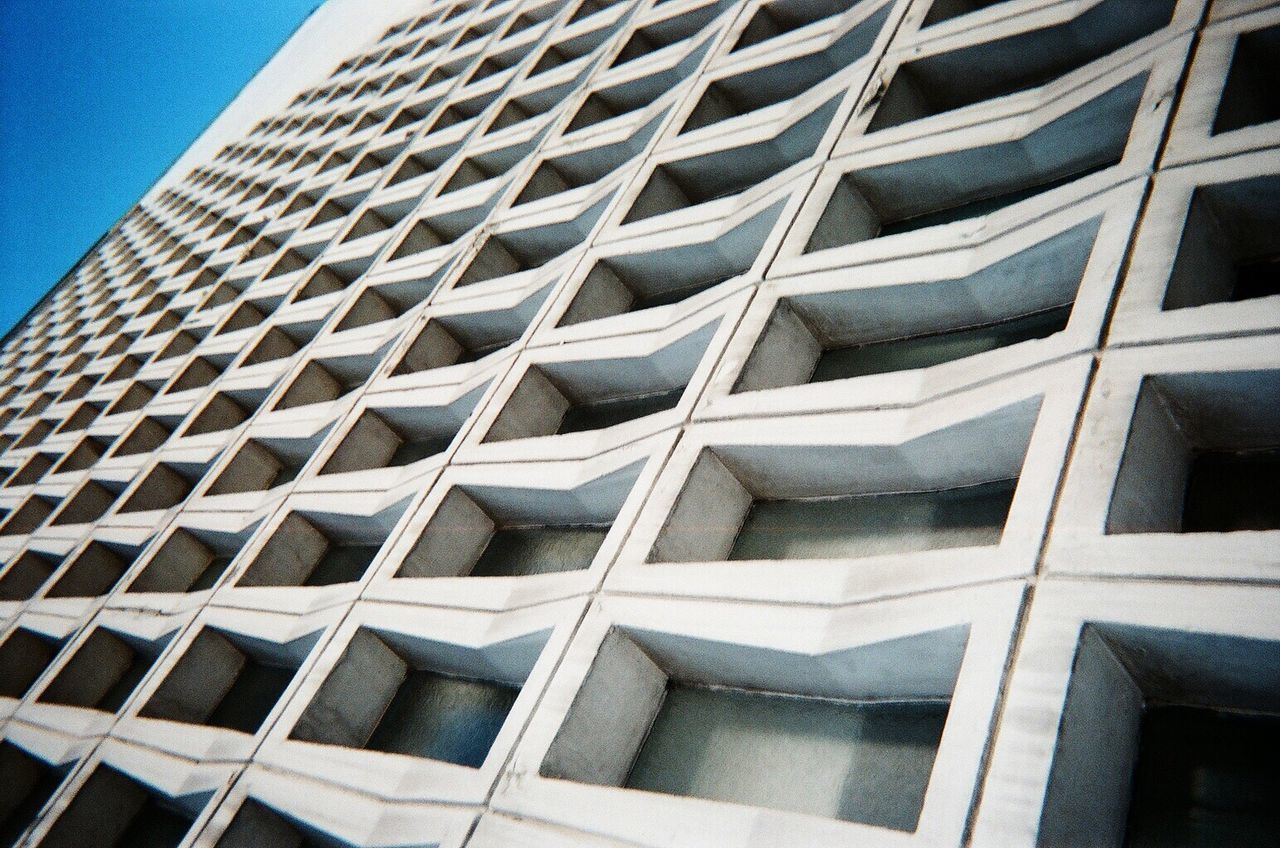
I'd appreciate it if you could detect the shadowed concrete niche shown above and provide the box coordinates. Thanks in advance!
[732,0,859,52]
[126,526,253,594]
[208,432,329,495]
[1107,369,1280,534]
[0,495,59,536]
[484,322,717,442]
[514,112,667,208]
[454,196,611,288]
[237,509,401,588]
[397,464,639,579]
[321,392,481,474]
[623,99,834,223]
[0,742,72,847]
[140,627,319,735]
[119,463,211,514]
[392,296,541,374]
[388,202,490,263]
[35,765,206,848]
[808,76,1145,252]
[0,550,63,601]
[868,0,1174,132]
[273,352,384,411]
[1212,23,1280,136]
[737,220,1098,391]
[679,5,889,135]
[559,203,776,324]
[649,402,1037,563]
[44,539,144,599]
[1038,624,1280,847]
[541,625,968,831]
[38,626,173,714]
[1163,174,1280,310]
[290,626,547,766]
[565,39,710,134]
[214,798,357,848]
[0,627,64,700]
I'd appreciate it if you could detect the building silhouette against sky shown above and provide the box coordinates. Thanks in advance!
[1,1,1278,846]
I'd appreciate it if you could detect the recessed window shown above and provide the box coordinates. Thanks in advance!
[38,626,170,714]
[1213,24,1280,135]
[140,627,315,734]
[290,628,524,766]
[542,626,965,830]
[1038,625,1280,847]
[1107,370,1280,534]
[1163,175,1280,310]
[36,765,201,848]
[236,512,391,588]
[127,527,246,594]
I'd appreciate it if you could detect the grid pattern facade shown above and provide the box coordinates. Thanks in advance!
[1,0,1279,846]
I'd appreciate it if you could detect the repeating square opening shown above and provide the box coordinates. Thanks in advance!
[440,139,536,194]
[1038,624,1280,847]
[486,79,576,133]
[806,76,1143,252]
[392,309,526,375]
[207,438,312,495]
[52,437,111,475]
[183,391,259,437]
[528,25,613,77]
[292,263,361,303]
[127,526,250,594]
[516,114,664,207]
[140,626,316,734]
[0,550,62,601]
[565,50,705,133]
[0,627,64,699]
[321,401,473,474]
[611,2,721,67]
[50,479,126,526]
[680,9,886,134]
[397,467,635,578]
[213,798,355,848]
[167,355,224,394]
[868,0,1174,132]
[625,100,832,223]
[1107,369,1280,534]
[290,626,539,766]
[274,356,377,411]
[46,539,142,599]
[37,764,202,848]
[386,141,457,186]
[389,204,487,261]
[7,452,56,487]
[1212,24,1280,135]
[118,463,205,513]
[332,278,434,332]
[0,495,59,537]
[113,416,174,457]
[0,742,72,848]
[484,324,715,442]
[560,204,778,326]
[738,219,1097,391]
[650,404,1036,563]
[1163,174,1280,310]
[236,511,392,588]
[105,382,155,415]
[733,0,853,51]
[541,625,967,830]
[455,218,594,288]
[38,626,171,713]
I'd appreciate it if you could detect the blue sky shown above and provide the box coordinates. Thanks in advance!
[0,0,323,338]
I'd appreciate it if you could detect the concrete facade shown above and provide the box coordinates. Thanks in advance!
[1,0,1279,846]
